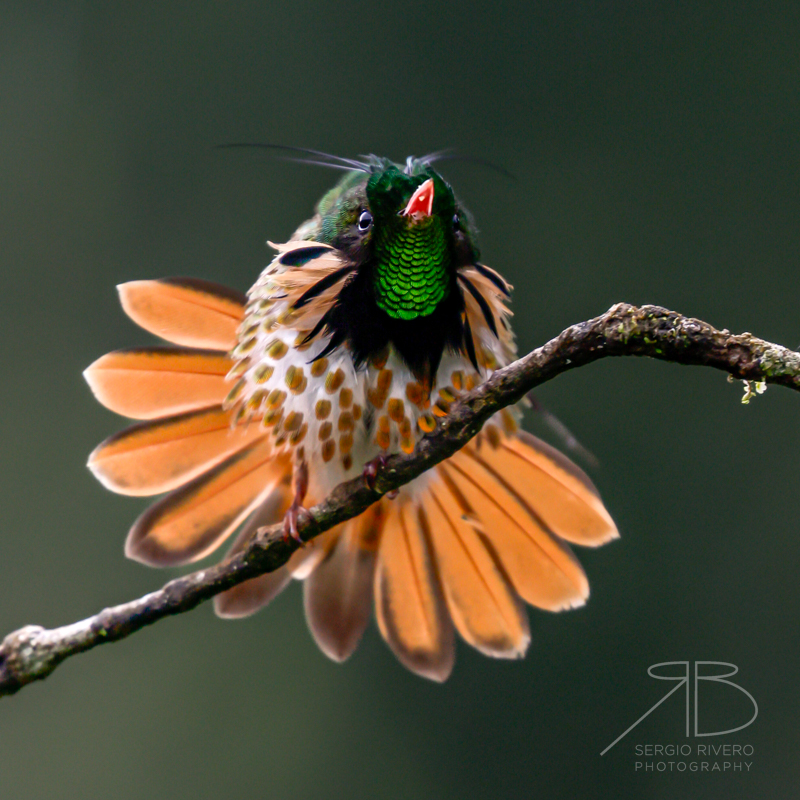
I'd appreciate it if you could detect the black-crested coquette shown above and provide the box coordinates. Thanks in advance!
[84,152,618,681]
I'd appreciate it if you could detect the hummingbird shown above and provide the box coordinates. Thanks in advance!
[84,151,618,681]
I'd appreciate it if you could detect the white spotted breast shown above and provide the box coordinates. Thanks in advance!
[224,241,520,498]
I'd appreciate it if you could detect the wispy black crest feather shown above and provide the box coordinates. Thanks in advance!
[417,150,516,181]
[215,144,372,173]
[285,159,364,173]
[216,144,514,180]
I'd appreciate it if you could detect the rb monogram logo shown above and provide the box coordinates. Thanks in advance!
[601,661,758,756]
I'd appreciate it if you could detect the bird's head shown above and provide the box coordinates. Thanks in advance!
[247,150,511,379]
[314,157,480,321]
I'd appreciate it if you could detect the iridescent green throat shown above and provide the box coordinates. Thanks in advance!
[373,219,451,321]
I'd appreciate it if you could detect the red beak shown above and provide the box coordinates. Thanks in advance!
[402,178,434,219]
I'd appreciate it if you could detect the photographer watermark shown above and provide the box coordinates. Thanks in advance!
[601,661,758,771]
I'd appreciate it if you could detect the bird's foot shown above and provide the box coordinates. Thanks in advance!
[283,459,310,546]
[362,455,399,499]
[362,455,387,491]
[282,500,310,547]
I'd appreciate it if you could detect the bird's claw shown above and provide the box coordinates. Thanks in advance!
[362,455,388,491]
[362,455,399,499]
[282,500,310,547]
[282,459,310,546]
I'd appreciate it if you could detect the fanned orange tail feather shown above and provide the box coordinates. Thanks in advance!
[84,347,232,420]
[86,276,619,680]
[117,278,245,350]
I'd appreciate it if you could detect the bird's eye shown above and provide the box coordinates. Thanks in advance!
[452,213,460,229]
[357,210,373,232]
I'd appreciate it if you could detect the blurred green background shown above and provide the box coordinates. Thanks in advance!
[2,2,798,798]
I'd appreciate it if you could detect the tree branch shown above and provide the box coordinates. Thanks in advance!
[3,303,799,698]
